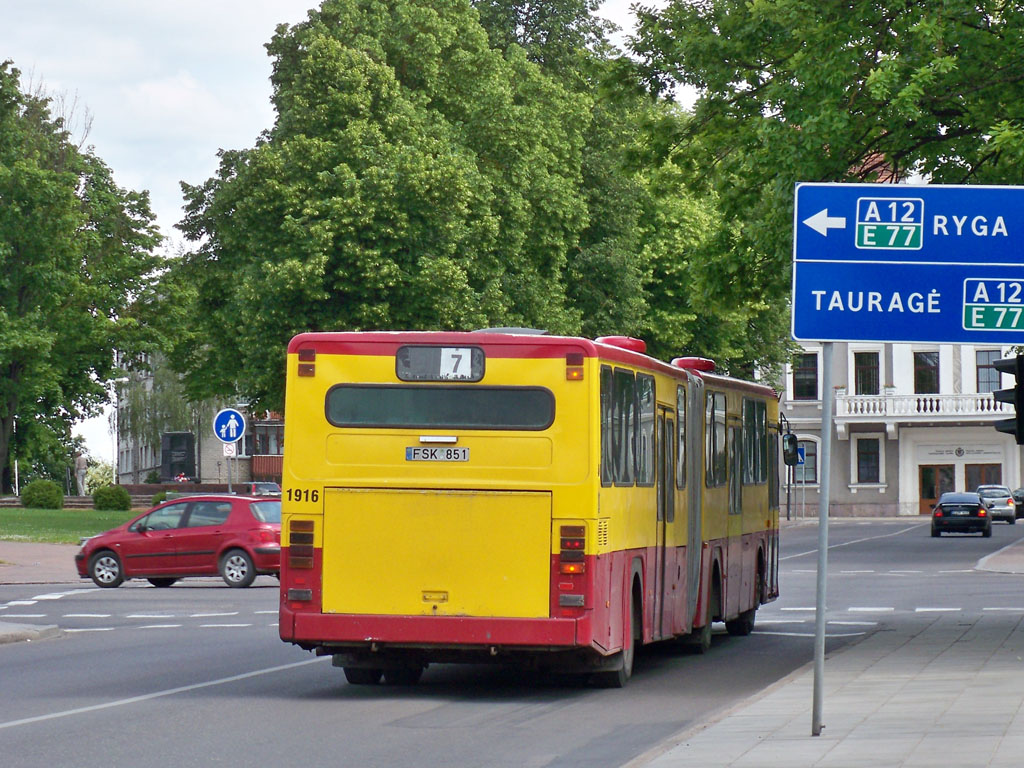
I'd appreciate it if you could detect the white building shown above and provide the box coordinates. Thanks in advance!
[780,343,1023,517]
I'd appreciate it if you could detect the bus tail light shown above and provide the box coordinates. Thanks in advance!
[297,348,316,377]
[566,352,584,381]
[559,525,585,575]
[288,519,315,569]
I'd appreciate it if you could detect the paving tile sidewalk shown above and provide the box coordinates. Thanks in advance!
[633,533,1024,768]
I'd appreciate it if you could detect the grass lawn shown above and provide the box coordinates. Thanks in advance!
[0,507,136,544]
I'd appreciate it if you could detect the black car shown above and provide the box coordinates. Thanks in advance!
[1013,488,1024,519]
[932,492,991,537]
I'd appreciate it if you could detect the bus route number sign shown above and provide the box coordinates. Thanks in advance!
[396,346,484,382]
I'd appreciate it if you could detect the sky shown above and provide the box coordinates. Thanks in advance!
[1,0,650,464]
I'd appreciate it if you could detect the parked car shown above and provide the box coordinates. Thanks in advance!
[75,495,280,588]
[932,492,991,537]
[1013,488,1024,519]
[240,481,281,497]
[975,485,1016,524]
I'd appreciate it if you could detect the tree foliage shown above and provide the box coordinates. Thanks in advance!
[0,62,161,490]
[171,0,613,410]
[629,1,1024,366]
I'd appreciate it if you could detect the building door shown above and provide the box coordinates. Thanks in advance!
[919,465,954,515]
[965,464,1002,491]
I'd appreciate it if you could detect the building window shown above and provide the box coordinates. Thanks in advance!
[913,351,939,394]
[854,352,880,395]
[850,433,885,487]
[244,424,284,456]
[793,353,818,400]
[795,439,817,484]
[856,438,880,483]
[977,349,1001,394]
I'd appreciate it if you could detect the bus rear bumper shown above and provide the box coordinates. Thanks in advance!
[282,606,587,650]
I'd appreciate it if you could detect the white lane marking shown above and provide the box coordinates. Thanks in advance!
[939,570,974,574]
[984,607,1024,612]
[888,570,923,574]
[200,623,252,628]
[138,624,182,629]
[63,614,111,618]
[780,607,816,612]
[190,612,239,618]
[916,607,961,613]
[829,621,878,626]
[2,614,47,618]
[254,610,277,615]
[791,569,816,574]
[756,619,808,625]
[31,594,70,600]
[0,658,325,730]
[839,570,874,574]
[127,614,175,619]
[781,522,926,561]
[65,628,115,633]
[848,607,894,613]
[7,601,38,606]
[755,631,867,638]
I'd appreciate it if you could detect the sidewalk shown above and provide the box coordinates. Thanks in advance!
[633,532,1024,768]
[0,540,80,644]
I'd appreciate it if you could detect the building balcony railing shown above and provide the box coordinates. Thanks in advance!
[833,388,1009,438]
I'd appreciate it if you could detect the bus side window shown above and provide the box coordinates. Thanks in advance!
[612,369,636,486]
[600,366,614,485]
[676,385,686,489]
[706,391,727,487]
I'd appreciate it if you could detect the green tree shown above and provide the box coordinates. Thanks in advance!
[0,62,161,491]
[632,0,1024,370]
[172,0,590,410]
[85,460,114,494]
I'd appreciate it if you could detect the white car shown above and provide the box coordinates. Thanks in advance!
[976,485,1016,524]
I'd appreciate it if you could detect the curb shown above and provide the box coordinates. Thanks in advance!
[0,621,62,645]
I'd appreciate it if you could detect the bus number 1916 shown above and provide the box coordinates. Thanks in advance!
[287,488,320,503]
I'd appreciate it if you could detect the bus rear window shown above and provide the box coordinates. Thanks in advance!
[325,385,555,430]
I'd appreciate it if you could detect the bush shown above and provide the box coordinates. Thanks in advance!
[151,491,167,506]
[21,479,64,510]
[145,470,161,484]
[92,484,131,511]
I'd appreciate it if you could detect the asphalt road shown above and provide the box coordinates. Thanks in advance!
[4,519,1023,767]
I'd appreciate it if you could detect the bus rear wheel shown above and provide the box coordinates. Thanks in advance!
[382,667,423,686]
[726,567,761,637]
[593,591,639,688]
[344,667,383,685]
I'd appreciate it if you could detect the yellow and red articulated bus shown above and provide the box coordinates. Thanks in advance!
[279,330,781,687]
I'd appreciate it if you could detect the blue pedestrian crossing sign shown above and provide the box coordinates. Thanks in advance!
[213,408,246,444]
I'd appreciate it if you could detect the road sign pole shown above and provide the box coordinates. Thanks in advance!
[812,342,834,736]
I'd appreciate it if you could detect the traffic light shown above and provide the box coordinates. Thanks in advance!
[993,354,1024,445]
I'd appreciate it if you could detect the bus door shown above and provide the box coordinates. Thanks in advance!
[726,424,743,618]
[655,407,674,639]
[685,375,704,633]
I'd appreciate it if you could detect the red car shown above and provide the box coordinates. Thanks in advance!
[75,495,280,588]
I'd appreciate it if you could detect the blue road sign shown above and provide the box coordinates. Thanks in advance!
[213,408,246,444]
[792,183,1024,343]
[796,446,805,466]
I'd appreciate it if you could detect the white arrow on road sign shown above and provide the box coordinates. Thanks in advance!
[803,208,847,236]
